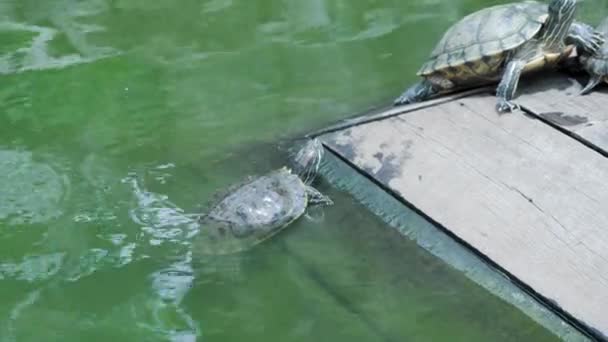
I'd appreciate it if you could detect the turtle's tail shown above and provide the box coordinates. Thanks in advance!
[394,79,437,106]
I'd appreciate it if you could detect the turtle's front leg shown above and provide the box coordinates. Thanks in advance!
[305,186,333,206]
[496,59,526,113]
[394,79,439,106]
[567,21,605,56]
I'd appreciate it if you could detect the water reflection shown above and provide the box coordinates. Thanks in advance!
[0,0,119,75]
[124,168,200,340]
[124,170,199,246]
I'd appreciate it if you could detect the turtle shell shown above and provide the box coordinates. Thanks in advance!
[581,17,608,78]
[195,167,308,255]
[418,1,548,77]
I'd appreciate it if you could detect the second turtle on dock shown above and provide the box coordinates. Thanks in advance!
[394,0,604,113]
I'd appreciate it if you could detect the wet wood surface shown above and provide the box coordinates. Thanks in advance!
[518,72,608,155]
[318,73,608,340]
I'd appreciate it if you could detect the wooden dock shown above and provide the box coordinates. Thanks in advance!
[314,72,608,340]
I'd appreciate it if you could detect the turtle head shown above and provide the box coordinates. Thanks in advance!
[289,138,324,184]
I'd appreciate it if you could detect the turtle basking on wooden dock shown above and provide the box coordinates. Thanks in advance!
[195,139,332,255]
[578,17,608,95]
[394,0,604,113]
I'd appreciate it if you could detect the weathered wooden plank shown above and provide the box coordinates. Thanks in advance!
[308,87,492,138]
[320,94,608,339]
[517,72,608,154]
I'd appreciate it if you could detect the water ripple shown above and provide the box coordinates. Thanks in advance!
[123,172,199,247]
[123,168,201,341]
[0,253,65,282]
[0,22,119,75]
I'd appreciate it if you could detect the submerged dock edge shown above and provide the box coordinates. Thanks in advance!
[319,149,591,342]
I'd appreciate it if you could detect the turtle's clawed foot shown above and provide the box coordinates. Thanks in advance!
[394,94,413,106]
[394,80,438,106]
[496,98,519,114]
[580,75,603,95]
[570,23,605,56]
[586,30,605,56]
[305,185,333,206]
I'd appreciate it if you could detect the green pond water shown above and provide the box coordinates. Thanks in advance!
[1,0,606,341]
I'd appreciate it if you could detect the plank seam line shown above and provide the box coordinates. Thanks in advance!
[321,143,605,342]
[519,104,608,158]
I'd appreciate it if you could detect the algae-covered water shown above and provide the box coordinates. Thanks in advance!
[1,0,606,341]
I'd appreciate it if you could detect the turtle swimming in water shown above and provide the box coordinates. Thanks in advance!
[394,0,605,113]
[195,139,332,255]
[578,17,608,95]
